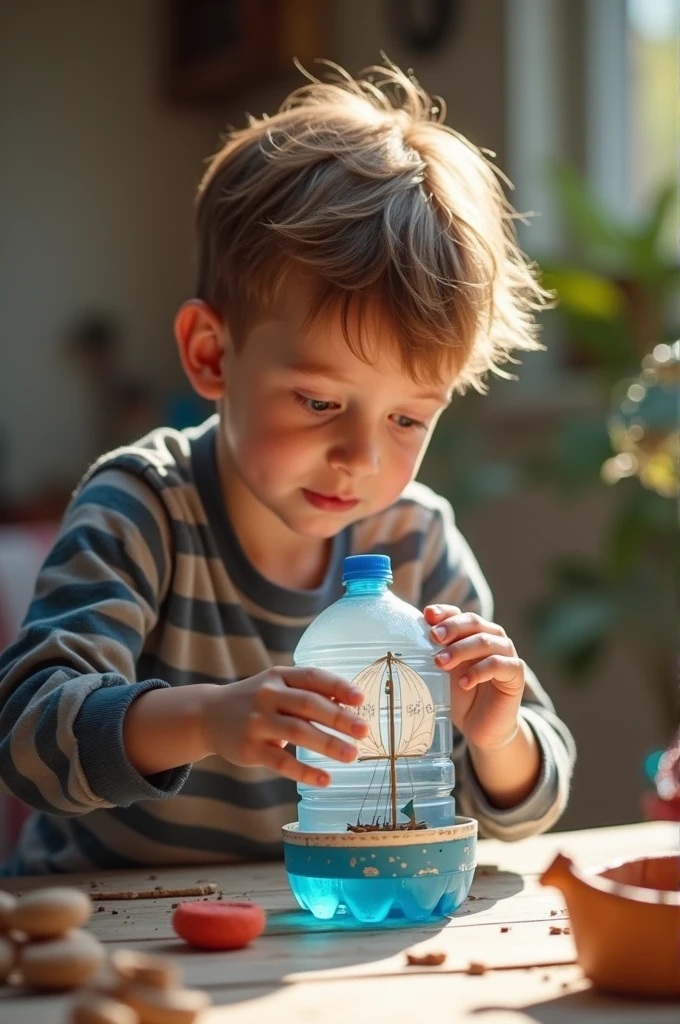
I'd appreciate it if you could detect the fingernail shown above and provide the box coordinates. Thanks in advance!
[341,743,357,759]
[435,650,451,667]
[349,687,364,701]
[352,720,368,737]
[459,676,469,688]
[317,772,330,786]
[431,605,443,616]
[432,625,447,641]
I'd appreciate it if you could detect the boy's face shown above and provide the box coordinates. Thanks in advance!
[220,284,452,539]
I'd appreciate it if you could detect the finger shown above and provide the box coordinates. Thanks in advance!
[423,604,460,625]
[276,666,365,706]
[259,742,332,787]
[430,612,506,646]
[262,713,359,763]
[457,656,526,695]
[276,688,369,741]
[435,633,515,671]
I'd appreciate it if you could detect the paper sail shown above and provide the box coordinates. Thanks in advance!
[349,654,435,761]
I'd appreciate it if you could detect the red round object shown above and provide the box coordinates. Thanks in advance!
[172,901,266,950]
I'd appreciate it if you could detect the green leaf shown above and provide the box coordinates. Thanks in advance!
[545,166,678,288]
[561,639,605,677]
[641,183,677,249]
[551,419,614,492]
[547,306,637,372]
[532,592,619,658]
[606,483,677,575]
[546,163,626,253]
[615,563,679,650]
[626,183,679,279]
[550,558,603,590]
[543,267,624,321]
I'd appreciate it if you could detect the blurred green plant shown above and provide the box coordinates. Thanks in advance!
[540,165,679,381]
[420,167,678,722]
[528,167,678,720]
[522,167,675,724]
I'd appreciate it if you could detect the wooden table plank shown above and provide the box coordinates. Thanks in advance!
[200,969,680,1024]
[1,821,677,1024]
[58,872,570,945]
[480,820,677,875]
[93,919,576,988]
[5,963,679,1024]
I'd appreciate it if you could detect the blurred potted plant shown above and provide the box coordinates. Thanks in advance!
[526,167,679,723]
[419,167,678,724]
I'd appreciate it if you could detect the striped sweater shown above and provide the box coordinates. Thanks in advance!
[0,417,575,874]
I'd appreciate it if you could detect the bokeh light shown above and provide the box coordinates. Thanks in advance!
[603,340,680,497]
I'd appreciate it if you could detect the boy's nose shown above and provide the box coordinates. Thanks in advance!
[328,437,380,477]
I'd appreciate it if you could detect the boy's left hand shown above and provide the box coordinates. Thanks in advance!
[424,604,526,751]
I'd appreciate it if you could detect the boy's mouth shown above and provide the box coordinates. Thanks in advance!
[302,489,360,513]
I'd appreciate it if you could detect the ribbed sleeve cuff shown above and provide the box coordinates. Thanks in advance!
[75,679,192,806]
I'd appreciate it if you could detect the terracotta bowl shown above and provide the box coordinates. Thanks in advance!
[540,851,680,999]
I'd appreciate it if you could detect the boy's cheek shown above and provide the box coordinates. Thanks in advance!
[238,430,317,483]
[408,435,435,481]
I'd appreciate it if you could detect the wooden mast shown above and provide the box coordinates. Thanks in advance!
[385,652,398,829]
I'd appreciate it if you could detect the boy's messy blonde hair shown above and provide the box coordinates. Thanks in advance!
[195,60,550,392]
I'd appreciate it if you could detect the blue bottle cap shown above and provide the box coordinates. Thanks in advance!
[342,554,393,584]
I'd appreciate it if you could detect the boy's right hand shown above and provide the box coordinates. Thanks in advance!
[200,667,368,787]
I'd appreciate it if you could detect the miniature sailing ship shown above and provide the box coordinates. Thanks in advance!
[347,651,436,832]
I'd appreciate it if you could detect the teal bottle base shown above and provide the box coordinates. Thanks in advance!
[282,818,477,925]
[287,870,472,922]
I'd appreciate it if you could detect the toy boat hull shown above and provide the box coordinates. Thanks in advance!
[283,817,477,923]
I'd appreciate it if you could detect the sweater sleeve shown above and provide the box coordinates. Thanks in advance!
[420,495,576,840]
[0,468,191,816]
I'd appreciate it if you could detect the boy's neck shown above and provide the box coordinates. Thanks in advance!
[215,429,332,591]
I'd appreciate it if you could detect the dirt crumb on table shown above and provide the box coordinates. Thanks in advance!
[467,961,488,975]
[405,950,446,967]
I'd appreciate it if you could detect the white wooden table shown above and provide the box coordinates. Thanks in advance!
[1,821,678,1023]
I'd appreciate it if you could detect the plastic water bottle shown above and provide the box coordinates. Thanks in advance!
[294,554,455,832]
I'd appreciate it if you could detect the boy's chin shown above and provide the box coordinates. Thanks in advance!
[286,511,355,540]
[274,501,363,540]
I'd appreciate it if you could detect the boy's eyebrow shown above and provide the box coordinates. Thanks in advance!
[288,361,451,404]
[288,361,352,383]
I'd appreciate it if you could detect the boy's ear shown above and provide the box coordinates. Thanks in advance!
[174,300,230,400]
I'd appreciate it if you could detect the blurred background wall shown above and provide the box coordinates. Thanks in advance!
[0,0,677,840]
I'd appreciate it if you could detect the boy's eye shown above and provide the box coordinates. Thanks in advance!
[294,393,337,415]
[392,414,424,430]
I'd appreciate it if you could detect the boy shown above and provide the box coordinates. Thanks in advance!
[0,62,575,874]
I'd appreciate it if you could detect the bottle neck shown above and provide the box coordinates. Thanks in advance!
[344,578,390,596]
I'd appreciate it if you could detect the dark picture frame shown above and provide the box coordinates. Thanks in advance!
[165,0,326,104]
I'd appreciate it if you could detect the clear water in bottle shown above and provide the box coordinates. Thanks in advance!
[294,553,455,832]
[284,553,464,922]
